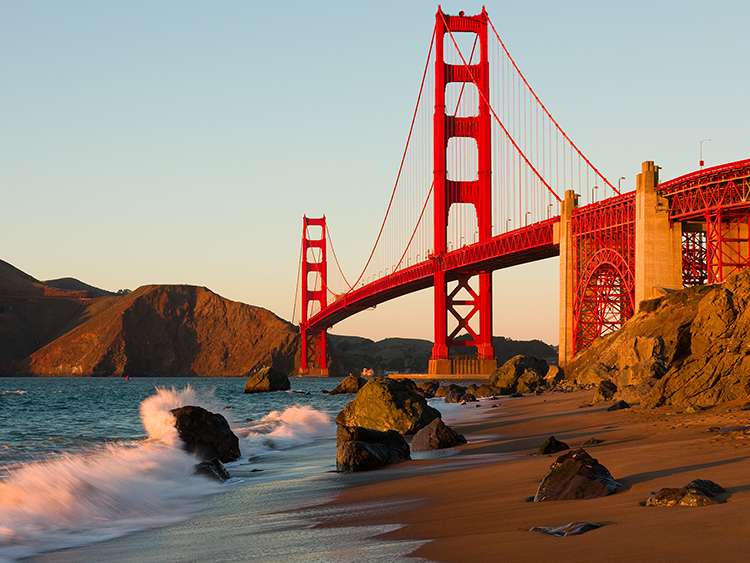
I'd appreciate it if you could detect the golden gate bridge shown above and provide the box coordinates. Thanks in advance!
[293,7,750,376]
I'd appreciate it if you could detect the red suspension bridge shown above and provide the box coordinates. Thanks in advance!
[294,7,750,376]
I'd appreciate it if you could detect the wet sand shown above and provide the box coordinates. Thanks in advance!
[328,391,750,562]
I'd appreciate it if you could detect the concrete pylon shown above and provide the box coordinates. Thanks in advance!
[634,161,683,307]
[557,189,578,367]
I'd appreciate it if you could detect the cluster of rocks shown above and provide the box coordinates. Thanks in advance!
[529,445,727,514]
[335,377,467,472]
[566,269,750,410]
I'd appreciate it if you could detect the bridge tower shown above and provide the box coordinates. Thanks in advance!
[428,7,496,376]
[299,215,329,376]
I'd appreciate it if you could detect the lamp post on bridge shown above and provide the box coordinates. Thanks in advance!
[618,176,626,192]
[699,138,711,168]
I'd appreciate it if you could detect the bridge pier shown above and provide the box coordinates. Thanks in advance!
[557,190,578,367]
[635,161,683,306]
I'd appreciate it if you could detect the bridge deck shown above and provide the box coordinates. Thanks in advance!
[306,217,559,331]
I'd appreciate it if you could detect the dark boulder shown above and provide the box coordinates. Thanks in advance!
[539,436,570,455]
[443,384,469,404]
[243,366,291,393]
[593,380,618,403]
[194,458,231,482]
[490,355,549,394]
[473,384,498,398]
[336,425,410,472]
[415,381,439,399]
[336,378,441,435]
[607,400,630,411]
[534,448,624,501]
[645,479,726,507]
[171,405,241,463]
[410,418,467,451]
[328,374,367,395]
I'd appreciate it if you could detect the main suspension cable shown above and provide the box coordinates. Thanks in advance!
[440,11,561,202]
[487,16,619,195]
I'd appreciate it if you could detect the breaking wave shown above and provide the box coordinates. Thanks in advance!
[0,386,217,561]
[0,386,334,562]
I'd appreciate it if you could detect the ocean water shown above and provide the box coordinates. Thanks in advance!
[0,377,489,562]
[0,377,362,562]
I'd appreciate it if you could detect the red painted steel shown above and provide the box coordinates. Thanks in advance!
[660,158,750,283]
[299,216,328,373]
[304,218,559,333]
[571,193,636,355]
[433,7,494,362]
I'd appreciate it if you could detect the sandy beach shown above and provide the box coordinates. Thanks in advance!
[327,390,750,562]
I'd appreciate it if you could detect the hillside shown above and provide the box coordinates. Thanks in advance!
[43,277,114,298]
[27,285,299,376]
[1,259,557,376]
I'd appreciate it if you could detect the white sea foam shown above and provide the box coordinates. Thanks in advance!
[235,405,334,456]
[0,390,26,396]
[0,386,218,561]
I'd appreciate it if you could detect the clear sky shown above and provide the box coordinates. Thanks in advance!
[2,1,748,345]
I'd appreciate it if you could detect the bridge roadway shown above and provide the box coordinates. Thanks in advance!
[305,158,750,338]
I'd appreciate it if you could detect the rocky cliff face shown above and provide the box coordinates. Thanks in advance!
[567,270,750,409]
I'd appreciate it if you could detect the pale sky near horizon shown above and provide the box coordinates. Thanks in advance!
[2,1,748,345]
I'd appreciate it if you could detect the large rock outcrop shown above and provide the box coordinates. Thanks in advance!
[336,378,441,435]
[170,405,241,463]
[567,270,750,409]
[336,425,410,472]
[244,366,291,393]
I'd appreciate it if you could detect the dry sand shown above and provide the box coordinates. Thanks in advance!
[327,390,750,562]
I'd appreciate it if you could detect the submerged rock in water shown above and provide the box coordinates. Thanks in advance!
[534,449,624,502]
[336,425,410,472]
[328,374,367,395]
[645,479,726,507]
[410,418,466,451]
[244,366,291,393]
[336,378,440,435]
[530,522,602,537]
[194,458,231,482]
[171,405,241,463]
[538,436,570,455]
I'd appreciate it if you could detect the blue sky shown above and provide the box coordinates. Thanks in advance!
[2,1,748,344]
